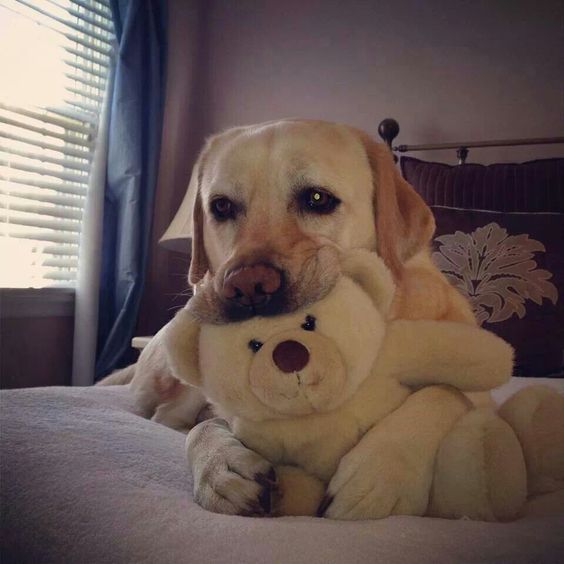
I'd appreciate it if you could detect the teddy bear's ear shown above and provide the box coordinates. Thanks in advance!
[340,249,395,315]
[163,307,202,387]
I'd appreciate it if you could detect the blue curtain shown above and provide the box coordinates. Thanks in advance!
[95,0,166,380]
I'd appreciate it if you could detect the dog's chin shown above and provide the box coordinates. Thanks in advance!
[188,288,291,324]
[221,293,290,322]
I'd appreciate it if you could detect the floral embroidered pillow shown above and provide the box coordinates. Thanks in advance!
[430,206,563,377]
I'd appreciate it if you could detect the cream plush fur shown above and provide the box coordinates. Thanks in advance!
[165,250,564,521]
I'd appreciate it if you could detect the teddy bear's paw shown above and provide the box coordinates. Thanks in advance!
[499,386,564,496]
[186,419,277,516]
[320,441,428,520]
[428,409,527,522]
[274,465,326,516]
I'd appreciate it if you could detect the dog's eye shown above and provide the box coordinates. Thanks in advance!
[301,315,316,331]
[298,187,341,215]
[210,197,237,221]
[248,339,263,353]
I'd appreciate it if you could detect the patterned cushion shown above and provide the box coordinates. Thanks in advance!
[401,156,564,377]
[431,207,563,377]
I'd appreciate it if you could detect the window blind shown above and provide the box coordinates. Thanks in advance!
[0,0,114,287]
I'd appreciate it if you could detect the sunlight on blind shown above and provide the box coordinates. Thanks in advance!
[0,0,114,288]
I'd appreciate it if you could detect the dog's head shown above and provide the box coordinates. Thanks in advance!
[185,119,434,321]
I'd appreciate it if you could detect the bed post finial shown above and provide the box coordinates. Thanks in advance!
[457,147,469,165]
[378,118,400,162]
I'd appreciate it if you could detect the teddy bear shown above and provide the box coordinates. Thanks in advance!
[164,249,564,521]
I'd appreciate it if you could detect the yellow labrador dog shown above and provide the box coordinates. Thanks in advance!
[101,119,475,516]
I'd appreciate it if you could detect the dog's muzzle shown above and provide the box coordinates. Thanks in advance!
[222,263,286,320]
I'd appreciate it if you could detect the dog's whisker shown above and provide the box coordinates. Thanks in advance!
[164,290,192,298]
[171,289,192,297]
[167,304,186,313]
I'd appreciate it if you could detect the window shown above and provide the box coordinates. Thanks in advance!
[0,0,114,288]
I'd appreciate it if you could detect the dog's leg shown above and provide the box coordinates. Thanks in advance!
[152,384,208,431]
[96,364,136,386]
[186,418,277,516]
[320,386,469,520]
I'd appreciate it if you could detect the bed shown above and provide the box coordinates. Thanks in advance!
[2,122,563,563]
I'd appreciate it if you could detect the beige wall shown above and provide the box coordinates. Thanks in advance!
[203,0,564,164]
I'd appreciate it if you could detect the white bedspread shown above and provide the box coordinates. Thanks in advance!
[1,379,563,564]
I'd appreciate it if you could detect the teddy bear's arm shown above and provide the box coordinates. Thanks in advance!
[378,319,513,391]
[322,385,470,519]
[163,306,202,387]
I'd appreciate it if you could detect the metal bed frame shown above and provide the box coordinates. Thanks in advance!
[377,118,564,164]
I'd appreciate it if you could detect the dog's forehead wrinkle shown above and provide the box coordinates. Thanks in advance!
[212,123,367,197]
[204,187,248,222]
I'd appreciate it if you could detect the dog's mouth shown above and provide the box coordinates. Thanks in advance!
[223,288,290,321]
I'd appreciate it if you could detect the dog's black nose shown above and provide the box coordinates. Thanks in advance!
[272,340,310,373]
[223,263,284,310]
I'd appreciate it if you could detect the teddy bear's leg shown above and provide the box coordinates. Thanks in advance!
[498,386,564,496]
[273,465,326,517]
[428,408,527,522]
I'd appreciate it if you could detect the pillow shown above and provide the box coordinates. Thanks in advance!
[430,207,563,376]
[400,156,564,213]
[400,157,564,377]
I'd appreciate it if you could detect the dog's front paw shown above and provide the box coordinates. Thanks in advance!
[186,418,277,516]
[320,439,428,520]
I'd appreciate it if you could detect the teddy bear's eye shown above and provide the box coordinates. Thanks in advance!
[248,339,263,353]
[301,315,316,331]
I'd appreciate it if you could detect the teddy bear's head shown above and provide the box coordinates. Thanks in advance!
[165,251,395,421]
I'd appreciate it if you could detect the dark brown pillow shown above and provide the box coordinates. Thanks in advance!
[401,156,564,213]
[401,156,564,377]
[430,207,563,377]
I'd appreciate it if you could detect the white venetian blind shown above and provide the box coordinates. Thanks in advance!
[0,0,114,287]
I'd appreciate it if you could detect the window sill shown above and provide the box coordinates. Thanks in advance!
[0,288,75,318]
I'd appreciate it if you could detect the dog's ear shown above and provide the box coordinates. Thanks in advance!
[187,146,210,286]
[163,307,202,386]
[188,127,249,286]
[189,187,209,286]
[357,133,435,278]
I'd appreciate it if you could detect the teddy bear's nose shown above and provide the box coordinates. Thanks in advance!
[272,340,310,373]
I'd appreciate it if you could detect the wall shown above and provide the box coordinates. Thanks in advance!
[203,0,564,164]
[0,290,74,389]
